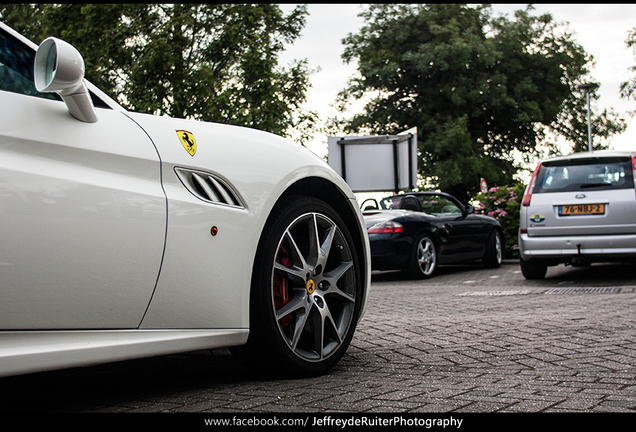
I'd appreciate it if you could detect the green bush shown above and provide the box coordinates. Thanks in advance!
[473,184,525,258]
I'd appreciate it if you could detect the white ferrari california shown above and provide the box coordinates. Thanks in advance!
[0,21,370,378]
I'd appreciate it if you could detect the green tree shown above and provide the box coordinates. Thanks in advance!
[620,27,636,114]
[337,4,625,201]
[0,3,317,140]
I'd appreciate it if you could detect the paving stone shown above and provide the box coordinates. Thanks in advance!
[1,262,635,417]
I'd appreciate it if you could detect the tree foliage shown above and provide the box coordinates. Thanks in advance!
[0,3,316,139]
[337,4,625,201]
[620,27,636,113]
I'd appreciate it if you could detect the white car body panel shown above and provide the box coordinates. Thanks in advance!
[0,329,248,377]
[0,20,370,378]
[0,92,166,329]
[127,112,360,329]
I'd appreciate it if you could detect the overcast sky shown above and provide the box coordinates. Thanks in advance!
[278,4,636,157]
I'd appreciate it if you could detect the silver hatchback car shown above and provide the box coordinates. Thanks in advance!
[519,150,636,279]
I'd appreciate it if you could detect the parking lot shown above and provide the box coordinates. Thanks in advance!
[1,260,635,420]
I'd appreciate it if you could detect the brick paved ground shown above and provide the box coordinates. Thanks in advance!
[1,261,635,417]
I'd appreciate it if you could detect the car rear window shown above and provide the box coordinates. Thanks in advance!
[534,157,634,193]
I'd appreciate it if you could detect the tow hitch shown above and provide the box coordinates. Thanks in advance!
[571,243,589,266]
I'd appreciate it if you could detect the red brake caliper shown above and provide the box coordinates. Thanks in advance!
[274,246,292,329]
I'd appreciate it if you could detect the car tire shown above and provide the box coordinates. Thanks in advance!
[483,230,503,268]
[232,195,362,377]
[520,258,547,280]
[404,233,437,279]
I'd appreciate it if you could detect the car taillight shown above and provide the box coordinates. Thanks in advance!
[522,163,541,207]
[367,220,403,234]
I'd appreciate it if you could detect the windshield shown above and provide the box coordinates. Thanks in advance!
[378,196,403,210]
[378,194,462,216]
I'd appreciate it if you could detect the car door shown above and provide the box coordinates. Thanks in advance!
[0,27,166,329]
[423,194,485,262]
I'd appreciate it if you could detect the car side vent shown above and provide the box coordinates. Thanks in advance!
[174,167,245,209]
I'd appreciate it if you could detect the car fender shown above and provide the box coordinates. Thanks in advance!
[125,112,369,329]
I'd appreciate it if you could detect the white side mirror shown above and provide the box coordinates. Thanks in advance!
[34,37,97,123]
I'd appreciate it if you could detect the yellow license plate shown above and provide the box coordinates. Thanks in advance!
[559,204,605,216]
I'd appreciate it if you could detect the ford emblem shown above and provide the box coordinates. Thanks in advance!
[575,194,586,199]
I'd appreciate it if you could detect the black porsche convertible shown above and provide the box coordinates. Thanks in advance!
[361,192,504,278]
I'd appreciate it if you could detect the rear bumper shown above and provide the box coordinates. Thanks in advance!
[519,233,636,263]
[368,234,411,270]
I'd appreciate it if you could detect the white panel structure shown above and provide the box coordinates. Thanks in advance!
[328,129,417,192]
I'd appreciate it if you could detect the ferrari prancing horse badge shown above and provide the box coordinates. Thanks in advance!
[177,130,197,156]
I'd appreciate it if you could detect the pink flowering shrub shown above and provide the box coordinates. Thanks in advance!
[474,184,525,258]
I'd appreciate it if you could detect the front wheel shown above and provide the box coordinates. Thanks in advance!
[233,196,362,377]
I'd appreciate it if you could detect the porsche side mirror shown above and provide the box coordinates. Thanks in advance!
[465,205,475,214]
[34,37,97,123]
